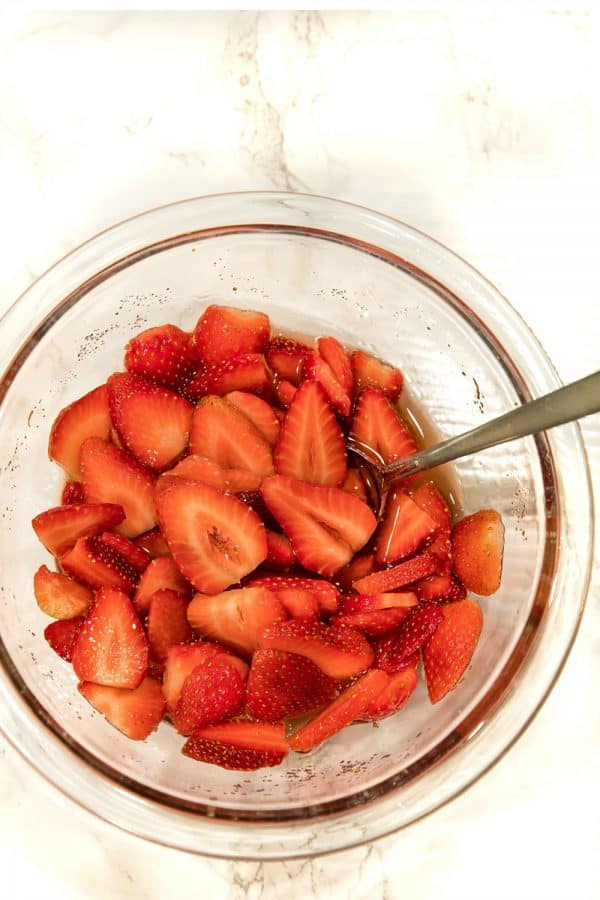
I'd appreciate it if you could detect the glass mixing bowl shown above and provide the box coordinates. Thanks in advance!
[0,193,592,859]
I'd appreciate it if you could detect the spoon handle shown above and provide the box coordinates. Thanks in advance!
[383,370,600,485]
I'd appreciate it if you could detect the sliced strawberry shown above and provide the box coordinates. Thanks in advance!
[182,721,288,770]
[341,592,418,614]
[71,587,149,688]
[147,589,193,660]
[124,324,195,389]
[80,437,157,538]
[186,353,269,399]
[225,391,280,445]
[156,479,268,594]
[265,337,308,385]
[99,532,150,573]
[301,351,351,418]
[134,528,170,559]
[265,531,296,570]
[189,396,274,479]
[336,551,376,592]
[187,587,286,656]
[317,336,353,396]
[273,379,297,408]
[411,481,451,530]
[341,468,367,503]
[360,668,418,721]
[61,481,85,506]
[33,565,93,619]
[276,590,319,619]
[423,599,483,703]
[192,305,270,366]
[350,350,403,400]
[163,641,224,708]
[44,616,85,662]
[248,574,340,613]
[274,381,347,486]
[32,502,125,556]
[258,619,373,680]
[350,387,417,463]
[246,650,339,722]
[332,607,413,636]
[353,550,438,593]
[375,490,439,565]
[415,573,467,603]
[452,509,504,596]
[79,677,166,740]
[133,556,192,614]
[60,536,139,593]
[163,454,261,493]
[375,603,444,674]
[48,384,112,480]
[171,656,245,735]
[261,475,377,577]
[288,669,389,751]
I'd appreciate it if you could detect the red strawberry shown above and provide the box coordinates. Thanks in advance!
[32,502,125,556]
[99,532,150,573]
[182,721,288,770]
[248,575,340,613]
[265,531,296,570]
[79,677,166,740]
[147,589,193,660]
[80,437,157,537]
[423,599,483,703]
[33,565,93,619]
[350,387,417,463]
[302,351,351,418]
[185,353,269,399]
[48,384,111,480]
[163,454,261,493]
[375,490,439,565]
[332,607,414,636]
[350,351,403,400]
[192,305,270,365]
[71,587,149,688]
[258,619,374,680]
[162,641,231,709]
[124,324,195,389]
[133,555,192,614]
[274,381,347,486]
[273,379,297,408]
[318,336,353,396]
[156,478,268,594]
[411,481,451,530]
[246,650,339,722]
[187,587,286,656]
[288,669,389,751]
[341,592,418,614]
[341,468,367,503]
[61,481,85,506]
[108,373,194,471]
[189,396,274,479]
[61,536,140,593]
[171,656,245,735]
[415,573,467,603]
[44,616,85,662]
[277,590,319,619]
[261,475,377,577]
[452,509,504,596]
[360,668,418,721]
[336,551,376,592]
[353,550,438,593]
[375,603,444,674]
[134,528,170,559]
[224,391,280,445]
[265,337,308,385]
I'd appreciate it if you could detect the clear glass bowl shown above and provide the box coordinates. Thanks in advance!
[0,192,592,859]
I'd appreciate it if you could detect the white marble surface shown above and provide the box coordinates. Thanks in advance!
[0,10,598,899]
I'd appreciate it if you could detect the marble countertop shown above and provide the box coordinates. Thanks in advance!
[1,11,597,899]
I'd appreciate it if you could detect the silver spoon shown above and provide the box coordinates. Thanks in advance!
[347,370,600,517]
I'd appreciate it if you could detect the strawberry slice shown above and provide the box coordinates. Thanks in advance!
[71,587,149,688]
[133,555,192,614]
[99,532,150,573]
[124,324,195,389]
[288,669,389,751]
[353,550,438,593]
[274,381,347,486]
[423,599,483,703]
[452,509,504,596]
[375,603,444,674]
[332,607,413,636]
[411,481,451,530]
[156,478,268,594]
[186,353,269,400]
[248,574,340,613]
[192,305,270,365]
[187,587,286,656]
[147,589,193,660]
[171,656,245,735]
[134,528,170,559]
[265,337,308,385]
[350,387,417,463]
[246,650,339,722]
[182,721,288,770]
[360,668,418,721]
[277,590,319,619]
[108,373,194,471]
[273,379,297,408]
[163,454,261,493]
[261,475,377,577]
[375,490,439,565]
[301,351,351,418]
[32,502,125,556]
[336,551,376,592]
[225,391,280,445]
[162,641,248,709]
[61,536,140,593]
[189,396,274,480]
[350,350,403,400]
[80,437,157,538]
[61,481,85,506]
[48,384,112,479]
[341,592,418,614]
[317,336,353,396]
[79,677,166,740]
[265,531,296,570]
[341,468,367,502]
[33,565,93,619]
[258,619,374,680]
[44,616,85,662]
[415,573,467,603]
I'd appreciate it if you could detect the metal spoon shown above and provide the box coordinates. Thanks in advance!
[347,370,600,517]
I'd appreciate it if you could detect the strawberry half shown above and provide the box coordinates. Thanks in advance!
[274,381,347,486]
[171,655,245,735]
[134,528,170,559]
[32,502,125,557]
[350,350,403,400]
[248,575,340,613]
[33,565,93,619]
[99,532,150,573]
[224,391,280,445]
[182,721,288,770]
[452,509,504,596]
[133,555,192,615]
[265,531,296,570]
[48,384,112,480]
[189,396,274,479]
[360,667,418,722]
[147,589,193,660]
[261,475,377,577]
[44,616,85,662]
[60,536,140,593]
[350,387,417,463]
[61,481,85,506]
[187,587,286,656]
[301,351,351,418]
[423,599,483,703]
[71,587,149,689]
[258,619,374,680]
[162,641,249,710]
[375,602,444,674]
[246,649,339,722]
[265,337,308,385]
[156,478,268,594]
[192,305,270,365]
[79,677,166,740]
[163,454,261,493]
[375,490,439,565]
[186,353,269,399]
[124,324,195,389]
[317,336,353,396]
[353,550,438,593]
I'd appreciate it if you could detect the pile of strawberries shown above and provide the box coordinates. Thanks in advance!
[31,305,504,771]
